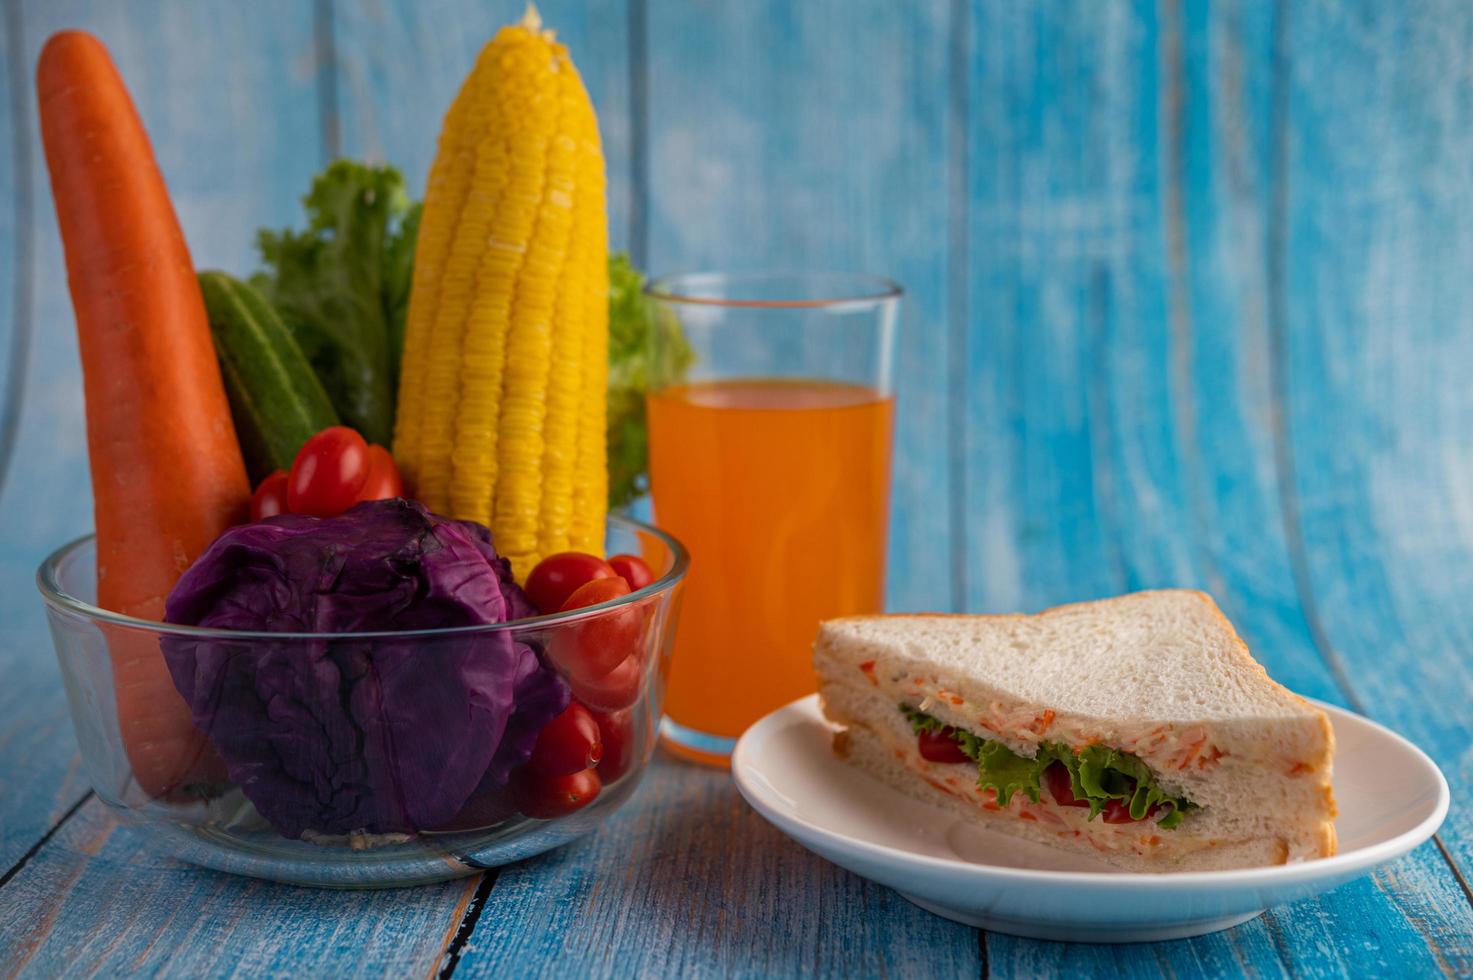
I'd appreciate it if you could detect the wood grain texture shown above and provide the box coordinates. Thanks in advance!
[0,1,32,510]
[453,754,982,978]
[962,0,1130,614]
[0,0,1470,976]
[331,0,634,251]
[0,0,326,887]
[643,0,956,615]
[0,626,91,880]
[1277,0,1473,951]
[0,0,325,627]
[961,2,1473,975]
[0,798,467,978]
[1168,0,1339,703]
[0,4,470,977]
[0,0,90,891]
[1170,4,1473,968]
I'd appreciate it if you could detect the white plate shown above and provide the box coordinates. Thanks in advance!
[732,694,1449,943]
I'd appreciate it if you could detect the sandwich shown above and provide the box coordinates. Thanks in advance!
[813,590,1336,872]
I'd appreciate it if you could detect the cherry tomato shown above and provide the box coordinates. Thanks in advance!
[287,426,370,517]
[607,553,655,591]
[518,767,602,819]
[592,709,638,782]
[917,728,970,764]
[553,577,641,679]
[250,470,291,521]
[569,651,644,711]
[529,703,603,776]
[1101,798,1149,824]
[561,576,632,612]
[525,552,617,615]
[355,444,405,503]
[1044,762,1090,808]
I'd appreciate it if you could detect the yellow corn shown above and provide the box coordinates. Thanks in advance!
[570,160,609,554]
[394,6,608,579]
[395,49,498,496]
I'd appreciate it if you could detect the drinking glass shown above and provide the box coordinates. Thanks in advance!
[645,271,900,764]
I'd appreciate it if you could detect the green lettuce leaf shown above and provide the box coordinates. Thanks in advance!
[900,705,1195,828]
[254,160,417,447]
[606,253,694,509]
[254,161,690,506]
[974,740,1046,807]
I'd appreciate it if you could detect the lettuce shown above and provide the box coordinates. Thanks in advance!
[254,161,420,447]
[606,253,693,508]
[162,499,568,838]
[900,705,1194,829]
[252,159,690,508]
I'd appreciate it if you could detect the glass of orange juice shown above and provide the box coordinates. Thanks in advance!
[645,272,900,765]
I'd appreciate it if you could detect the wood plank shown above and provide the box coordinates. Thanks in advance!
[2,2,1469,977]
[0,1,32,506]
[1277,0,1473,938]
[330,0,634,251]
[450,3,975,970]
[0,0,325,623]
[961,1,1473,974]
[454,754,983,977]
[0,626,91,877]
[641,0,956,614]
[0,5,468,976]
[0,0,326,879]
[961,0,1130,615]
[0,798,463,977]
[1169,0,1342,703]
[0,4,92,879]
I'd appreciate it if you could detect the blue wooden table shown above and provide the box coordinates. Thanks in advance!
[2,1,1471,975]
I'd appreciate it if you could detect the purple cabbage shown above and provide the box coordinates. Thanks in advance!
[161,498,567,838]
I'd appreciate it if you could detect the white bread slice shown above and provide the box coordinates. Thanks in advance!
[813,590,1337,872]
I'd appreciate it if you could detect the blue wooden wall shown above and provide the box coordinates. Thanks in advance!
[2,1,1472,975]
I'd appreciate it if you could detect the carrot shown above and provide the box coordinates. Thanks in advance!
[37,31,250,798]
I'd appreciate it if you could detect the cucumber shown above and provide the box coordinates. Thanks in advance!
[198,271,338,483]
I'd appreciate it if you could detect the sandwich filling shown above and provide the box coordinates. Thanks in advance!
[900,705,1197,829]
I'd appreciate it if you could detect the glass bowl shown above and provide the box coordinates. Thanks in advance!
[36,514,687,888]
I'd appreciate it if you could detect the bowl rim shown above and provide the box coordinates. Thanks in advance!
[35,512,689,641]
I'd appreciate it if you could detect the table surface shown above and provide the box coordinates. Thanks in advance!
[2,0,1473,976]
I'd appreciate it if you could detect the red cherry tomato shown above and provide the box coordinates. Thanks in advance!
[518,767,602,819]
[1044,762,1090,808]
[561,576,632,612]
[554,577,641,679]
[592,709,638,783]
[287,426,370,517]
[1101,798,1149,824]
[607,554,655,591]
[528,703,603,776]
[569,652,643,711]
[355,444,405,503]
[250,470,290,521]
[525,552,617,615]
[917,728,970,764]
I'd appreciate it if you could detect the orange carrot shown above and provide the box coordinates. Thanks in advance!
[37,31,250,798]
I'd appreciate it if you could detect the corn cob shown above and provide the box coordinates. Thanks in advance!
[394,6,608,579]
[395,55,496,497]
[570,158,609,551]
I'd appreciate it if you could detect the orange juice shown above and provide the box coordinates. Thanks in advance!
[648,378,893,755]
